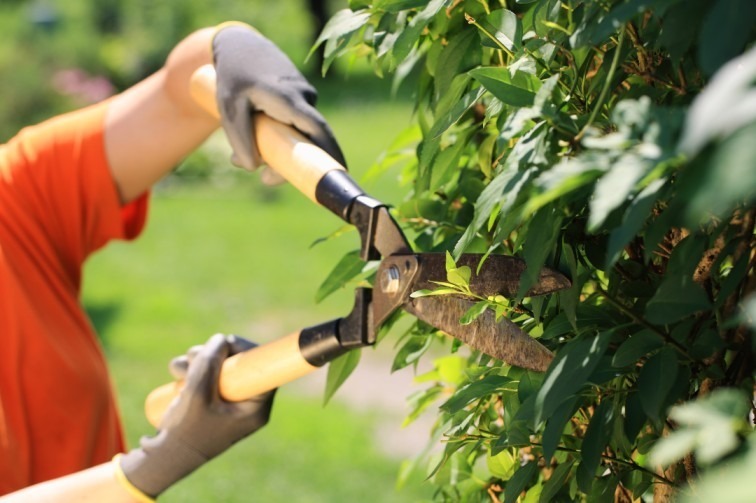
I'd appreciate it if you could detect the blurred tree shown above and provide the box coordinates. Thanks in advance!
[0,0,314,142]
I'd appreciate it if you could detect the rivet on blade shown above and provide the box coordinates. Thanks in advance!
[381,265,401,294]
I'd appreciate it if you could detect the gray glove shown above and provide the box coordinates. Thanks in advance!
[213,24,347,170]
[119,334,275,498]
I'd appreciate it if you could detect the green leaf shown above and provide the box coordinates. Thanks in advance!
[488,448,517,479]
[324,350,361,404]
[605,177,667,268]
[434,28,481,98]
[441,375,513,413]
[649,429,699,467]
[517,371,544,404]
[623,390,647,443]
[391,0,448,64]
[315,250,365,303]
[460,301,490,325]
[645,235,711,324]
[480,9,522,51]
[454,164,536,257]
[541,304,617,339]
[523,154,609,216]
[542,395,580,463]
[685,122,756,226]
[650,388,751,466]
[447,266,472,288]
[312,9,371,53]
[428,86,485,139]
[588,153,651,232]
[587,475,619,503]
[410,287,460,298]
[697,0,756,76]
[517,205,564,298]
[445,250,456,271]
[656,0,704,61]
[469,67,540,107]
[534,332,612,425]
[679,45,756,156]
[576,400,616,492]
[645,273,712,325]
[373,0,428,12]
[612,329,664,368]
[435,355,468,384]
[637,347,679,424]
[715,253,750,308]
[504,461,538,503]
[392,332,433,371]
[539,458,575,503]
[587,0,682,47]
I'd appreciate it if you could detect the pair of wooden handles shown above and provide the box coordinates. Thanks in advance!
[144,64,346,427]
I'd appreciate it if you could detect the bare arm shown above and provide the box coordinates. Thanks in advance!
[105,27,219,204]
[0,463,138,503]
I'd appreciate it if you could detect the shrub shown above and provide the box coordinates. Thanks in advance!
[318,1,756,501]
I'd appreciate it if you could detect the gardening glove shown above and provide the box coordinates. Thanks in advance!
[212,22,347,172]
[116,334,275,499]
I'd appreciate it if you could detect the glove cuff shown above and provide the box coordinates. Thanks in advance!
[112,454,156,502]
[118,431,208,498]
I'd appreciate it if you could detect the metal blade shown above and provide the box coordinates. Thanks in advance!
[404,296,554,372]
[413,253,570,298]
[373,253,571,329]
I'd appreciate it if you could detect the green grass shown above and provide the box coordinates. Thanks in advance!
[82,74,433,502]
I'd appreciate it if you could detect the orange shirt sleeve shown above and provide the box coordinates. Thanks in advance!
[0,101,149,492]
[1,100,148,276]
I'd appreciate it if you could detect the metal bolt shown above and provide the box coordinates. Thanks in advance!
[381,265,401,294]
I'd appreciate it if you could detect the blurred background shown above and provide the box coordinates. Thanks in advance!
[1,0,436,501]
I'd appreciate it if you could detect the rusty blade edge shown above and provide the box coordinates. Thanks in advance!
[403,296,554,372]
[413,253,571,299]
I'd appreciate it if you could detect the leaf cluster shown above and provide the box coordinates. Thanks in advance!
[315,0,755,500]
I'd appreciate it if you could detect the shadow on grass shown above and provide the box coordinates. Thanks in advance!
[84,302,120,350]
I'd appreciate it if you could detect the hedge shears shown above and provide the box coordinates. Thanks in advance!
[145,65,570,426]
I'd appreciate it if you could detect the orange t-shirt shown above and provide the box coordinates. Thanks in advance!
[0,101,148,494]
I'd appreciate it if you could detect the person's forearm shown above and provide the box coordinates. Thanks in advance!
[0,463,140,503]
[105,26,220,204]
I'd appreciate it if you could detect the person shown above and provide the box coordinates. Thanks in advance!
[0,21,345,501]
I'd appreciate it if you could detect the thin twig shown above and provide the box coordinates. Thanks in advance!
[530,443,678,486]
[595,286,697,362]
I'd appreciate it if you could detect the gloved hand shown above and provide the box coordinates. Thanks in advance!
[117,334,275,498]
[212,23,347,171]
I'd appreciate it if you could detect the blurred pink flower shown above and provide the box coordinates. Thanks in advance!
[52,68,115,104]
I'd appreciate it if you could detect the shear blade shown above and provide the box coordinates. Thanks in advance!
[403,295,554,372]
[414,253,570,298]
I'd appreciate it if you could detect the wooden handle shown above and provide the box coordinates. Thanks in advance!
[145,331,318,428]
[190,64,345,203]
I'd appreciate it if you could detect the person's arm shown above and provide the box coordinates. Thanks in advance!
[0,464,140,503]
[105,27,217,204]
[105,22,346,205]
[0,335,273,502]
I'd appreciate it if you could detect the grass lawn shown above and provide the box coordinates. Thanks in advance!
[82,74,436,502]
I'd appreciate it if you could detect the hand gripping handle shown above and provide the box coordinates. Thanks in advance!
[190,64,349,205]
[145,332,315,427]
[144,317,347,428]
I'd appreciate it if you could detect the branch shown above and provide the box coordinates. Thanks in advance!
[595,286,698,362]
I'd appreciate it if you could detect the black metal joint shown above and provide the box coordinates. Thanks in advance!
[337,288,374,348]
[347,195,386,261]
[299,320,348,367]
[314,170,365,221]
